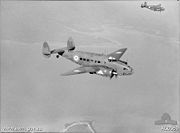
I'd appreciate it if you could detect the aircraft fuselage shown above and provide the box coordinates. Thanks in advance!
[61,50,133,76]
[147,5,165,11]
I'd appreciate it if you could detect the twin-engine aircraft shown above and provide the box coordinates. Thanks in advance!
[42,37,133,79]
[141,2,165,12]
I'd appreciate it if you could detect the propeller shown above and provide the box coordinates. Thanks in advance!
[110,70,118,79]
[56,55,60,58]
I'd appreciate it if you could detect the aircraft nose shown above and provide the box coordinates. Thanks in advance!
[131,67,134,74]
[129,67,134,75]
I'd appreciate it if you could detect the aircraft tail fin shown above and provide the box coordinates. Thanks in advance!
[144,2,147,6]
[157,4,161,7]
[42,42,51,58]
[67,37,75,51]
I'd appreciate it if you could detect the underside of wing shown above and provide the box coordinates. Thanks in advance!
[107,48,127,60]
[61,66,99,76]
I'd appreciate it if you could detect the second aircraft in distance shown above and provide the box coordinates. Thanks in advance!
[141,2,165,12]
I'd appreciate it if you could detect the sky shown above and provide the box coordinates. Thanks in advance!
[1,1,180,133]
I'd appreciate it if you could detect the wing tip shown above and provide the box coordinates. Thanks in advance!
[120,48,127,51]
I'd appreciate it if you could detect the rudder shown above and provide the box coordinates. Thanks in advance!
[42,42,51,58]
[67,37,75,51]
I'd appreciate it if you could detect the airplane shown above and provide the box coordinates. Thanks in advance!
[42,37,134,79]
[141,2,165,12]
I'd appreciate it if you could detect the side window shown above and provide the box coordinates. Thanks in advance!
[98,61,101,63]
[87,59,90,62]
[80,58,82,60]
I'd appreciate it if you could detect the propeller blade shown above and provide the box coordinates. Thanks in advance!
[110,69,118,79]
[110,74,114,79]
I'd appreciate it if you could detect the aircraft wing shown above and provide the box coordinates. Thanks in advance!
[107,48,127,60]
[61,66,100,76]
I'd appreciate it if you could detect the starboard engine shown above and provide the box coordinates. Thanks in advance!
[95,68,118,79]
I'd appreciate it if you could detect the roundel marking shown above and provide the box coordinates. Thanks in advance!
[73,55,79,62]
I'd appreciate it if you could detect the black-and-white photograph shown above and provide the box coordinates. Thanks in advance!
[1,1,179,133]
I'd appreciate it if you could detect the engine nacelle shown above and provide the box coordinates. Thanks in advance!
[96,68,112,77]
[95,68,117,79]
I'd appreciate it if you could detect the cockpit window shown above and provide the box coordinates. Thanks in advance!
[123,67,128,70]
